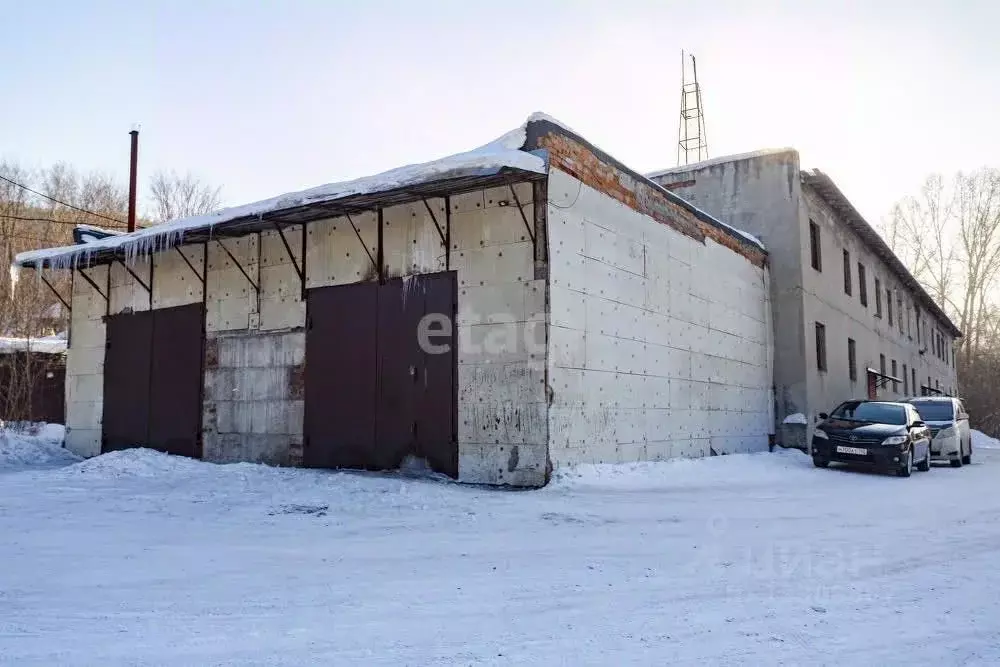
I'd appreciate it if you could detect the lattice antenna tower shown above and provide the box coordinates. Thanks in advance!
[677,50,709,166]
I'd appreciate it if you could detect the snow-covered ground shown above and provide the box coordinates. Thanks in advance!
[2,441,1000,665]
[972,428,1000,450]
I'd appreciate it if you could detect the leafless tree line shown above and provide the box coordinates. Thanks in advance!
[0,159,220,422]
[881,168,1000,434]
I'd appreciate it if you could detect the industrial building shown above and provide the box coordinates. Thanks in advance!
[15,115,774,486]
[649,150,961,447]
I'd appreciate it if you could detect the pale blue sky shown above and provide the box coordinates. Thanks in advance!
[2,0,998,224]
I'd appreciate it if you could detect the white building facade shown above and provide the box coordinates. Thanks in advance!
[650,151,960,446]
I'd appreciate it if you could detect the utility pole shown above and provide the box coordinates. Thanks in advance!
[127,128,139,232]
[677,50,709,166]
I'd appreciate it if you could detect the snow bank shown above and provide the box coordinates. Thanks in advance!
[782,412,808,425]
[62,448,207,478]
[0,335,67,354]
[972,429,1000,450]
[36,422,66,442]
[549,448,809,491]
[0,426,77,468]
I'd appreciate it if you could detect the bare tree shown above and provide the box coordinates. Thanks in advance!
[883,174,956,309]
[148,170,221,223]
[954,169,1000,358]
[881,169,1000,360]
[883,168,1000,436]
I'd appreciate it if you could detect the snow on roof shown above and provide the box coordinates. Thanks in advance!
[0,336,67,355]
[14,111,765,269]
[15,121,547,271]
[74,223,124,237]
[646,148,797,180]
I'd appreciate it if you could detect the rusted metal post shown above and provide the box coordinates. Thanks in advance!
[127,129,139,233]
[376,208,384,283]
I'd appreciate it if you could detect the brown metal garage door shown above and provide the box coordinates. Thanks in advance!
[304,272,457,476]
[102,304,204,457]
[103,310,153,452]
[148,304,204,458]
[303,281,379,469]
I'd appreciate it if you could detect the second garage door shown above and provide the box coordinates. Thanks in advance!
[304,272,457,476]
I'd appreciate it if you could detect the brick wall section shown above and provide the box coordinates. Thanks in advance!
[536,132,767,268]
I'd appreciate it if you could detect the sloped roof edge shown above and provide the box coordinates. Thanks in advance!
[802,169,961,338]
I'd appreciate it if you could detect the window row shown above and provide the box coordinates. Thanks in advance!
[816,322,954,396]
[809,219,955,368]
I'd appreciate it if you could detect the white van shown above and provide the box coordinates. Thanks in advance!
[906,397,972,467]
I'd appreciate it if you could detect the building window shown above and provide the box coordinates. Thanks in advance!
[809,220,822,271]
[887,288,893,325]
[903,363,909,395]
[916,310,921,344]
[952,346,956,368]
[815,322,827,372]
[912,368,917,395]
[928,376,932,395]
[858,263,867,307]
[897,297,904,333]
[843,249,852,295]
[875,278,883,316]
[848,338,857,382]
[891,359,898,393]
[880,354,887,378]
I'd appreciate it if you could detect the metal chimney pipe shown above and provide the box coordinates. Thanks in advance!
[127,129,139,232]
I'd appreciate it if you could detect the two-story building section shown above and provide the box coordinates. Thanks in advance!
[649,150,961,446]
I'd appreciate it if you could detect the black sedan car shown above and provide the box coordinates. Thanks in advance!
[811,400,932,477]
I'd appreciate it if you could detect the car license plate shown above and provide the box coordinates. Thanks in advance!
[836,446,868,455]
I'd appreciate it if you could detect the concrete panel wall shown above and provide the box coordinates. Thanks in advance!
[206,235,259,333]
[305,212,379,288]
[547,168,772,467]
[109,258,151,315]
[651,152,806,422]
[382,199,448,277]
[202,330,304,465]
[65,266,109,457]
[201,225,306,464]
[451,183,546,486]
[153,245,204,309]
